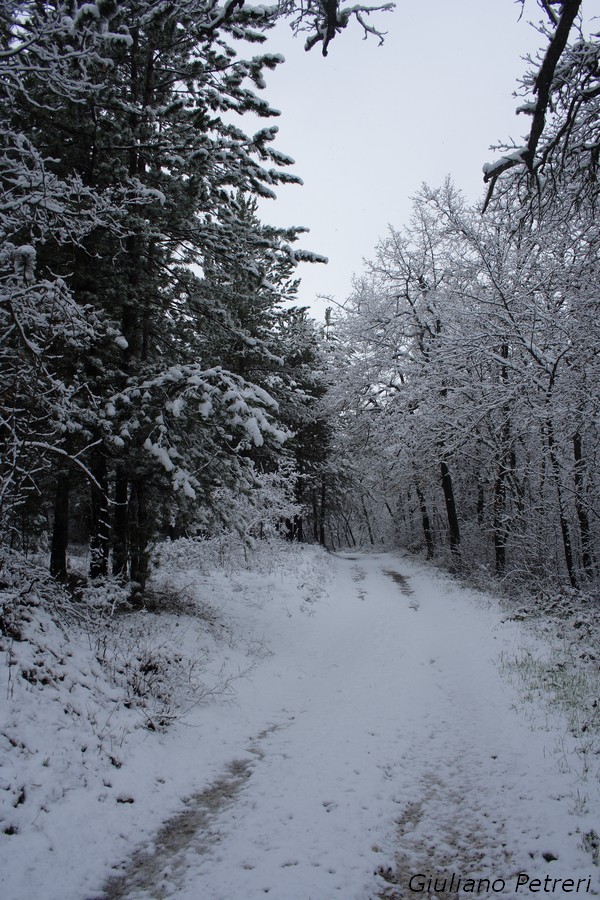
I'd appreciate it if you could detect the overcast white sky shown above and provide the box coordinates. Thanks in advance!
[255,0,544,318]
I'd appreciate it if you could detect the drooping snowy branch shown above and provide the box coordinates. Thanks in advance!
[279,0,394,55]
[482,0,584,210]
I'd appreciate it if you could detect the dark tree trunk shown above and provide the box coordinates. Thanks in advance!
[477,483,485,527]
[361,496,374,546]
[318,477,326,546]
[90,451,110,579]
[494,343,511,575]
[546,420,577,589]
[50,473,70,580]
[440,459,460,566]
[311,489,319,542]
[493,464,508,575]
[285,516,302,541]
[345,521,356,547]
[112,467,129,577]
[415,482,434,559]
[573,431,594,577]
[129,477,149,590]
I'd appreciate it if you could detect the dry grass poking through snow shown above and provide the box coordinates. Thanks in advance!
[0,536,322,844]
[374,580,600,898]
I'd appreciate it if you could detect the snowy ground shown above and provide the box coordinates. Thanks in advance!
[2,542,600,899]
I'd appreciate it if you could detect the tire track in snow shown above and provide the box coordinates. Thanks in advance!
[95,724,288,900]
[382,567,419,610]
[370,555,599,898]
[94,554,417,900]
[97,758,255,899]
[382,568,414,597]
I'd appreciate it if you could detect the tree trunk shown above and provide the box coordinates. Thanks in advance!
[361,496,374,546]
[50,473,70,580]
[573,431,594,577]
[415,481,434,559]
[546,420,577,588]
[493,463,507,575]
[89,451,109,579]
[311,489,319,542]
[440,459,460,566]
[494,342,511,575]
[344,520,356,547]
[318,476,326,546]
[112,467,129,577]
[129,477,149,591]
[476,483,485,527]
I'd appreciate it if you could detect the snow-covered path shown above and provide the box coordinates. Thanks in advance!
[96,552,599,900]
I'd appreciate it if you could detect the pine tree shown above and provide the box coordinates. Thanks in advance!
[0,0,127,551]
[1,0,391,579]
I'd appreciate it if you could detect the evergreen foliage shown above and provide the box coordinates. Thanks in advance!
[0,0,355,584]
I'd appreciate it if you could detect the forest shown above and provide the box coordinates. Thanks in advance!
[1,0,599,599]
[3,3,600,894]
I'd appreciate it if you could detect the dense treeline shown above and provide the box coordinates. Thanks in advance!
[0,0,359,587]
[2,0,598,600]
[324,5,600,590]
